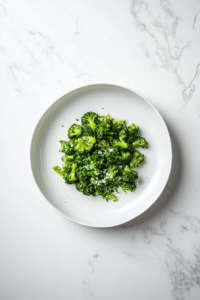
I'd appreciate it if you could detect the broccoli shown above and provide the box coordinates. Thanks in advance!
[112,119,126,136]
[63,163,78,184]
[98,114,111,125]
[120,182,136,191]
[81,112,99,130]
[130,151,144,168]
[95,140,110,152]
[118,152,132,165]
[68,124,83,139]
[76,182,95,196]
[103,191,118,202]
[52,165,66,176]
[128,123,139,135]
[132,137,148,148]
[112,133,130,152]
[53,111,148,202]
[82,126,95,137]
[74,136,96,154]
[96,122,114,141]
[59,140,76,155]
[61,155,74,171]
[122,165,138,182]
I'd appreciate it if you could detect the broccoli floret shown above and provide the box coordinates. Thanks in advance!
[74,136,96,154]
[61,155,74,171]
[82,126,96,137]
[127,123,139,143]
[119,128,129,140]
[63,163,78,184]
[68,124,83,139]
[76,182,95,196]
[122,165,138,182]
[118,152,132,165]
[130,151,144,168]
[120,182,136,191]
[92,179,105,196]
[103,191,118,202]
[95,140,110,152]
[132,137,148,148]
[98,114,111,125]
[81,112,99,130]
[112,119,126,136]
[112,133,130,152]
[52,165,65,176]
[105,151,120,167]
[59,140,76,155]
[96,122,114,141]
[105,166,119,183]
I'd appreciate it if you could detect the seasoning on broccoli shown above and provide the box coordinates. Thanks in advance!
[53,111,148,202]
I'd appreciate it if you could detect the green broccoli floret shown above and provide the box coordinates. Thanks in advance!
[82,126,96,137]
[96,122,114,141]
[112,133,130,152]
[63,163,78,184]
[119,128,129,140]
[98,114,111,125]
[130,151,144,168]
[112,119,126,136]
[127,123,139,143]
[120,182,136,191]
[81,112,99,130]
[92,179,105,196]
[61,155,74,171]
[59,140,76,155]
[103,191,118,202]
[52,165,66,176]
[105,151,120,167]
[76,182,95,196]
[95,140,110,152]
[132,137,148,148]
[118,152,132,165]
[74,136,96,154]
[122,165,138,182]
[68,124,83,139]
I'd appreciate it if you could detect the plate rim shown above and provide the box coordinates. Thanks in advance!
[30,83,172,228]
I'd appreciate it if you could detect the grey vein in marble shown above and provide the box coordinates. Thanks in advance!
[130,0,200,103]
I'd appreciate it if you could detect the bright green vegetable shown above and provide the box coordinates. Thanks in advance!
[130,151,144,168]
[53,111,148,201]
[68,124,82,139]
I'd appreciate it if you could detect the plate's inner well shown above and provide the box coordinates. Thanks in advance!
[30,84,171,227]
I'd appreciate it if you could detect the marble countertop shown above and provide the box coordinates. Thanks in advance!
[1,0,200,299]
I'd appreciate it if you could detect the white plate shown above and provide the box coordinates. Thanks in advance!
[30,84,172,227]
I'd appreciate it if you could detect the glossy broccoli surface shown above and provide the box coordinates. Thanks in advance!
[53,111,148,202]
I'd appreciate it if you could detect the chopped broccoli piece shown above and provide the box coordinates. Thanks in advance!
[112,119,126,136]
[61,155,74,171]
[120,182,136,191]
[74,136,96,154]
[118,152,132,165]
[103,191,118,202]
[130,151,144,168]
[68,124,82,139]
[81,112,99,130]
[132,137,148,148]
[82,126,95,137]
[63,163,78,184]
[122,165,138,182]
[52,165,65,176]
[59,140,76,155]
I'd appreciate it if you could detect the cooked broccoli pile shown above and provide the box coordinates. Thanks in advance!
[53,112,148,202]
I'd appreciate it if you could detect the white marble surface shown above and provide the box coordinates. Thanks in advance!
[1,0,200,299]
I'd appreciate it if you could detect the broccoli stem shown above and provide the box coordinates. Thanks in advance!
[53,166,65,176]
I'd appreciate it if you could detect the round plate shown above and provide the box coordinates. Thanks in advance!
[30,84,172,227]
